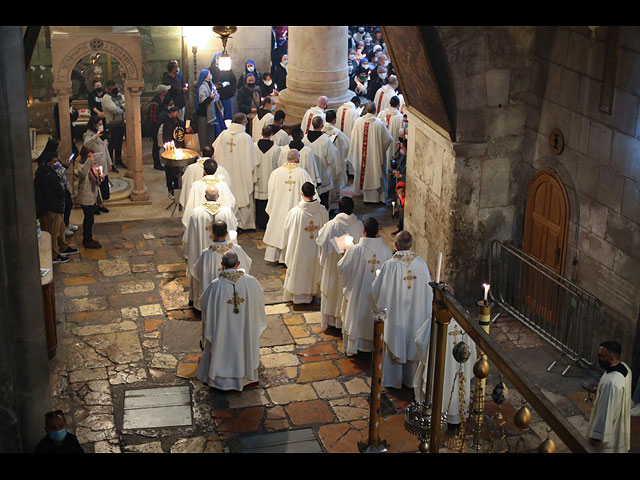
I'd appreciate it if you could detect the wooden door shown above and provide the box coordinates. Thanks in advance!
[522,169,569,325]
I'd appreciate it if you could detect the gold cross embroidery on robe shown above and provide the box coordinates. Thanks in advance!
[201,177,223,187]
[285,175,297,192]
[227,137,237,153]
[449,324,462,345]
[282,162,299,172]
[393,251,416,267]
[304,220,319,239]
[404,270,417,289]
[219,269,245,283]
[367,254,381,273]
[227,291,245,314]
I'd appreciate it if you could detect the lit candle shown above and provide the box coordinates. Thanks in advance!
[376,269,381,277]
[344,235,354,247]
[435,252,442,283]
[98,165,103,176]
[483,283,490,302]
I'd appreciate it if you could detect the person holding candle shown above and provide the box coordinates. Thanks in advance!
[390,181,406,236]
[76,147,103,249]
[82,116,112,213]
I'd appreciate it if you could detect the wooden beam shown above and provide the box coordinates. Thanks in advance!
[23,26,41,71]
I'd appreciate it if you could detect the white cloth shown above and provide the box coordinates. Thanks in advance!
[272,127,292,146]
[372,250,432,388]
[252,111,274,143]
[212,122,257,229]
[263,163,313,263]
[178,158,232,208]
[322,123,350,207]
[373,84,397,114]
[348,113,393,203]
[301,106,326,134]
[303,131,338,196]
[315,213,364,329]
[377,106,404,160]
[278,145,321,186]
[181,175,236,229]
[413,319,477,424]
[254,141,281,201]
[282,199,328,303]
[587,362,632,453]
[196,268,268,391]
[335,102,360,141]
[337,236,392,356]
[193,240,252,310]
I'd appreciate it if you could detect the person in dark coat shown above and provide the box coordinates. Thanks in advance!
[34,410,84,453]
[209,52,237,125]
[237,59,262,91]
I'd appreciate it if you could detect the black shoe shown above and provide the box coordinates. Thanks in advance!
[99,206,110,213]
[111,166,119,174]
[94,206,101,215]
[52,254,70,264]
[60,246,79,256]
[116,162,128,169]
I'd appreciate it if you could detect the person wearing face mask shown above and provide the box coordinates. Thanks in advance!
[161,107,193,198]
[373,73,398,114]
[83,116,112,209]
[163,60,188,121]
[237,73,261,117]
[34,410,84,453]
[102,80,127,170]
[196,68,222,149]
[353,26,367,44]
[88,79,106,123]
[208,51,237,125]
[352,70,369,98]
[272,53,288,91]
[237,60,262,91]
[586,340,631,453]
[362,34,374,58]
[260,72,277,98]
[366,65,388,102]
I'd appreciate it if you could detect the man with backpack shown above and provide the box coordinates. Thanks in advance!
[143,84,171,171]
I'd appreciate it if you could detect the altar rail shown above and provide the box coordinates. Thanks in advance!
[488,240,604,376]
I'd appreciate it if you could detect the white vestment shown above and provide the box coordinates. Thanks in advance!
[348,113,393,203]
[282,199,329,304]
[278,145,321,186]
[272,127,292,146]
[377,106,404,160]
[181,175,236,229]
[183,202,238,310]
[263,163,313,263]
[336,102,360,141]
[315,213,364,329]
[301,106,326,134]
[413,319,477,424]
[254,141,281,201]
[322,123,350,208]
[337,236,392,356]
[196,269,268,391]
[213,123,257,229]
[587,362,632,453]
[251,111,274,143]
[303,131,338,196]
[178,157,232,208]
[373,84,398,114]
[372,250,433,388]
[193,240,252,311]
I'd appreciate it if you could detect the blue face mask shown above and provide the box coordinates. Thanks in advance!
[49,429,67,442]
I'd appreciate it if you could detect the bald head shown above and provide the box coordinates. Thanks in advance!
[317,96,328,109]
[287,149,300,163]
[204,185,219,201]
[394,230,413,251]
[388,75,398,88]
[364,102,377,115]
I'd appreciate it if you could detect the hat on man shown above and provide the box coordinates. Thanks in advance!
[156,84,171,94]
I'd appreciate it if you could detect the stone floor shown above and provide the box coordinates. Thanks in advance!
[46,156,640,453]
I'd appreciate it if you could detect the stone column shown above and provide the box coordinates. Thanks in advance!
[52,82,74,195]
[124,81,148,202]
[0,26,52,452]
[277,26,354,124]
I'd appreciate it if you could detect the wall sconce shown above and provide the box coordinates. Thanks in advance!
[213,26,237,71]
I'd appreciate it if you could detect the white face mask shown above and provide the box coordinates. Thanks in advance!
[263,79,272,86]
[247,65,254,72]
[379,73,387,80]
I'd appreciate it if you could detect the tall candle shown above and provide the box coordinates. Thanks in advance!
[483,283,490,302]
[435,252,442,283]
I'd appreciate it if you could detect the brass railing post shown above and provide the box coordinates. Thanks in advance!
[470,299,493,450]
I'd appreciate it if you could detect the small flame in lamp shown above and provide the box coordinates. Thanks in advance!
[482,283,490,302]
[175,149,183,160]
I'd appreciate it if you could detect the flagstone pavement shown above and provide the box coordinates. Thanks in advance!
[48,197,640,454]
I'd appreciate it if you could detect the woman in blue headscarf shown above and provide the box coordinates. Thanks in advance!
[237,59,262,91]
[196,69,224,147]
[208,52,236,124]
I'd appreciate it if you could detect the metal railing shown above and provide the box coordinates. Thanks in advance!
[489,240,604,376]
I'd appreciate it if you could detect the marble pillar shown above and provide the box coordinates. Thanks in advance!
[125,81,148,201]
[277,26,354,125]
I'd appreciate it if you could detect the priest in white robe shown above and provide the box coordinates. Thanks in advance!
[282,182,329,304]
[303,115,338,210]
[181,158,236,230]
[587,341,631,453]
[372,231,432,389]
[278,127,321,186]
[251,96,275,143]
[315,197,363,330]
[271,110,292,146]
[301,95,328,134]
[184,185,238,310]
[338,218,392,356]
[178,145,232,210]
[373,75,400,114]
[336,96,361,141]
[193,220,252,312]
[322,109,350,211]
[196,251,268,391]
[212,112,257,230]
[378,95,404,160]
[348,102,393,204]
[254,125,281,230]
[263,149,313,263]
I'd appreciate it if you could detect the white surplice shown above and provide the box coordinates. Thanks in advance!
[254,141,281,201]
[282,199,329,304]
[263,163,313,263]
[303,131,338,196]
[277,144,321,186]
[335,102,360,141]
[212,122,257,229]
[251,111,274,143]
[377,106,404,160]
[181,175,236,229]
[178,157,232,209]
[372,250,433,388]
[315,213,364,329]
[337,236,392,356]
[348,113,393,203]
[322,123,350,208]
[301,106,326,134]
[184,201,239,310]
[196,268,268,391]
[413,319,477,424]
[587,362,632,453]
[373,84,398,114]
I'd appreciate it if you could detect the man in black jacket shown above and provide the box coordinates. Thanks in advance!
[33,410,84,453]
[34,149,78,263]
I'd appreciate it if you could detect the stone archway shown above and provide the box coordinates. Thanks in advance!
[51,27,148,201]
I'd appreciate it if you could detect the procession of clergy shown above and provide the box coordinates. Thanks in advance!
[176,79,474,430]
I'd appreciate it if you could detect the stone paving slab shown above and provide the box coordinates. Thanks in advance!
[240,428,323,453]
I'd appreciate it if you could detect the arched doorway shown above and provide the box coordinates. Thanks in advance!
[523,168,570,275]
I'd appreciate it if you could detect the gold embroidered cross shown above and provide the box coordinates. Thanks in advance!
[285,175,296,192]
[404,270,417,289]
[304,220,319,239]
[227,137,237,153]
[227,291,245,314]
[449,324,462,345]
[367,254,380,273]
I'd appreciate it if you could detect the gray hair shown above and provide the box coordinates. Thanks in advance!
[287,149,300,163]
[395,230,413,250]
[221,251,239,269]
